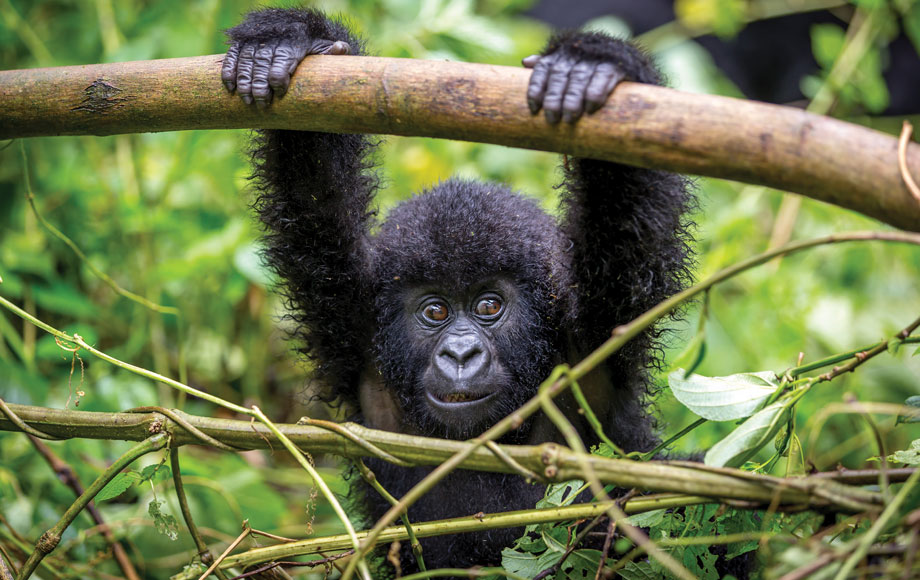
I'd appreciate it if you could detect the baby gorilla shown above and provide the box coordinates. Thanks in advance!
[223,7,692,572]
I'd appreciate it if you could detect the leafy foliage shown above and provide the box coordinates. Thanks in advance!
[668,369,779,421]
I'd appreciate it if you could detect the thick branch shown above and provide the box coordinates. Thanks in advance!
[0,403,894,513]
[0,55,918,231]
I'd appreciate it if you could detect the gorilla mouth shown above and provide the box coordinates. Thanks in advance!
[426,389,494,409]
[438,391,488,404]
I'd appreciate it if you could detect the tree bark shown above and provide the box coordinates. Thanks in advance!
[0,54,918,231]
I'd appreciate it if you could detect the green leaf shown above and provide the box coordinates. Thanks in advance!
[511,533,546,554]
[590,442,617,458]
[541,526,569,553]
[669,369,779,421]
[500,546,559,578]
[537,478,584,508]
[96,472,142,502]
[625,508,666,528]
[888,439,920,465]
[140,464,172,483]
[683,544,719,579]
[897,396,920,424]
[810,23,845,68]
[704,402,790,467]
[906,4,920,55]
[148,499,179,541]
[888,339,903,355]
[560,549,605,579]
[618,560,660,580]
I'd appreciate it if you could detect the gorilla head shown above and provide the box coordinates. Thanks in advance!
[372,180,572,439]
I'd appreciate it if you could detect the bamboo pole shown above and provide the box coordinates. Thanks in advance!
[0,54,918,231]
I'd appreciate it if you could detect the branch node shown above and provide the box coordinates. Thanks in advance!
[37,531,61,554]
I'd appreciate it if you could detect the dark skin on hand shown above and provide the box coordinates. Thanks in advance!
[220,7,692,573]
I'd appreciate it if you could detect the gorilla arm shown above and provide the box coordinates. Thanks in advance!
[223,8,378,400]
[527,32,695,452]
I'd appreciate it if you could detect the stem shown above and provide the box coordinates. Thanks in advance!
[170,494,711,579]
[641,418,707,461]
[248,407,371,580]
[170,449,227,580]
[537,372,695,580]
[16,434,167,580]
[356,461,426,572]
[832,468,920,580]
[0,293,250,415]
[27,436,140,580]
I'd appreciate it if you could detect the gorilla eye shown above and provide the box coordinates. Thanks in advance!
[474,297,503,318]
[421,301,449,323]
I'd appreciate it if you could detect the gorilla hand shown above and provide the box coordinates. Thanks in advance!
[524,31,661,124]
[222,10,351,108]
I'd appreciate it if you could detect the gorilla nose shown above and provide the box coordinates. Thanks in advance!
[436,334,489,380]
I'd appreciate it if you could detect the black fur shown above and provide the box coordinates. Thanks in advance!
[227,7,694,572]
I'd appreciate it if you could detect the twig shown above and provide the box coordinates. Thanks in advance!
[16,434,167,580]
[484,441,541,481]
[171,449,227,580]
[0,550,15,580]
[787,336,920,378]
[595,518,616,580]
[27,436,140,580]
[640,417,706,461]
[132,407,242,452]
[298,417,411,467]
[355,460,427,572]
[248,406,371,580]
[833,468,920,580]
[196,523,251,580]
[230,551,354,578]
[815,315,920,383]
[567,379,626,457]
[847,396,890,501]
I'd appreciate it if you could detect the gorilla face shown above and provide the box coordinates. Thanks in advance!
[377,278,557,440]
[413,282,513,434]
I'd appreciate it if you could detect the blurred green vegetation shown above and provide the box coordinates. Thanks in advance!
[0,0,918,578]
